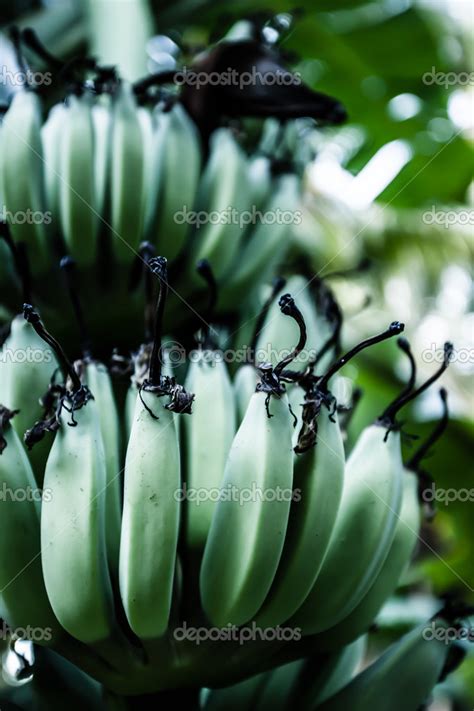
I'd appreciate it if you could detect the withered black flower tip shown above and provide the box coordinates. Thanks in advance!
[23,303,40,324]
[148,256,168,279]
[278,293,295,316]
[390,321,404,333]
[59,255,75,270]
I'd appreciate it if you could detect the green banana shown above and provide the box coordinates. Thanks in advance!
[255,660,305,710]
[119,257,193,638]
[233,363,259,423]
[200,294,305,627]
[41,102,67,229]
[255,404,345,629]
[247,155,272,209]
[298,635,367,708]
[19,306,116,644]
[0,314,58,447]
[59,92,98,265]
[91,96,113,219]
[110,82,145,261]
[221,174,301,307]
[0,407,61,644]
[84,361,122,580]
[314,470,420,652]
[203,672,268,709]
[315,618,452,711]
[191,128,251,279]
[1,90,48,265]
[290,421,404,636]
[183,350,236,552]
[148,104,201,261]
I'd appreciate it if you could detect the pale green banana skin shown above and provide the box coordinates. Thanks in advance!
[315,620,451,711]
[42,103,67,229]
[256,408,345,629]
[200,391,294,627]
[247,156,272,210]
[0,316,58,463]
[85,362,122,579]
[1,91,48,265]
[221,174,300,307]
[0,419,61,642]
[119,389,180,638]
[233,364,259,424]
[191,129,252,279]
[151,104,201,261]
[92,98,113,218]
[313,471,421,652]
[183,355,236,551]
[124,384,136,440]
[290,425,404,635]
[41,399,115,643]
[110,83,145,261]
[59,94,98,265]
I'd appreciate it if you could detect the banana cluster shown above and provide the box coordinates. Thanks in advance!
[0,257,459,705]
[0,81,301,339]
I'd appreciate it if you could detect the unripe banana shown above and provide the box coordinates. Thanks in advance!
[41,103,67,228]
[298,634,367,708]
[119,256,191,639]
[84,361,122,580]
[255,404,345,628]
[183,351,236,551]
[191,128,251,279]
[0,407,61,643]
[233,364,259,423]
[200,388,294,627]
[91,97,113,218]
[0,315,57,446]
[316,618,452,711]
[119,387,180,639]
[203,672,268,709]
[314,470,420,652]
[1,90,48,265]
[148,104,201,261]
[41,394,115,643]
[289,422,404,635]
[59,92,98,265]
[221,174,300,307]
[247,155,272,209]
[255,659,305,710]
[110,82,145,261]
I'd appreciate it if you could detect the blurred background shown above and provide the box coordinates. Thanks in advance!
[0,0,472,707]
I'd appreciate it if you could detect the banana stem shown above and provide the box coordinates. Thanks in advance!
[23,304,82,393]
[274,293,307,377]
[318,321,404,392]
[408,388,449,471]
[148,257,168,386]
[381,342,453,423]
[396,337,417,400]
